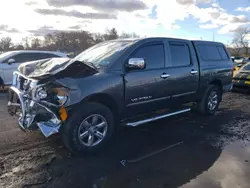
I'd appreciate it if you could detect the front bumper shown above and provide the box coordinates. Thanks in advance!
[8,83,62,138]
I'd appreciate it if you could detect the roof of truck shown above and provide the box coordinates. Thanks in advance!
[111,37,224,45]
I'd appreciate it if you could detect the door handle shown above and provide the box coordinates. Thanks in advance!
[161,73,170,79]
[190,70,198,75]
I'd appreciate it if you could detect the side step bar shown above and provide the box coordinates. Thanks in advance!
[126,108,191,127]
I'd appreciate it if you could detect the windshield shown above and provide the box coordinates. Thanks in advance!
[73,41,135,69]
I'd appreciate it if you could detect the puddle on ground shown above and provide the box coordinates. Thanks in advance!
[89,114,250,188]
[90,141,250,188]
[181,141,250,188]
[91,142,221,188]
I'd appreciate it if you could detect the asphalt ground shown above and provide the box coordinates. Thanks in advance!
[1,91,250,188]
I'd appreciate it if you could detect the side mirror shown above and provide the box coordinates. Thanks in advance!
[126,58,146,70]
[7,59,15,65]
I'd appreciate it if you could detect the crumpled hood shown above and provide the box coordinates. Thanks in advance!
[18,57,97,79]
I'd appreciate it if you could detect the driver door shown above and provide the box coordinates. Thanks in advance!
[124,41,169,116]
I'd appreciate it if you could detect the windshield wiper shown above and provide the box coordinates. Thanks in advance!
[89,62,98,69]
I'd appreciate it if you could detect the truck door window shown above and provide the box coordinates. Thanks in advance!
[169,43,190,67]
[131,44,164,70]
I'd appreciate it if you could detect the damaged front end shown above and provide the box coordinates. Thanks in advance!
[7,57,97,137]
[8,71,68,137]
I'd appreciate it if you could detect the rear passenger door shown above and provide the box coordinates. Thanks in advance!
[163,39,199,102]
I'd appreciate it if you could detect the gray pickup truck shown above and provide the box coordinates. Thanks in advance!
[8,37,233,154]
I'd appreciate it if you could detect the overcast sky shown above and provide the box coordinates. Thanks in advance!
[1,0,250,44]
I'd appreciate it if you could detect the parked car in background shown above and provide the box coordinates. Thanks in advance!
[0,50,67,86]
[243,57,250,64]
[233,57,250,72]
[8,38,233,154]
[233,56,244,63]
[233,62,243,71]
[232,62,250,90]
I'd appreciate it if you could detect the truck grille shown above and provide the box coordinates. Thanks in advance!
[12,72,37,92]
[13,73,25,90]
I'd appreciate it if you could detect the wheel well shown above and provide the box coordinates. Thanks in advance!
[209,80,223,101]
[210,80,222,92]
[84,94,119,118]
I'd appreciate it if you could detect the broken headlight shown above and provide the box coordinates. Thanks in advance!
[50,87,70,106]
[36,87,48,100]
[36,86,70,106]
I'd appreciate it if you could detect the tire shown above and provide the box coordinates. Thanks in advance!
[198,85,221,115]
[61,102,115,154]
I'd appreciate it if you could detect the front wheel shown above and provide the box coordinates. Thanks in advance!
[198,85,221,115]
[61,102,115,154]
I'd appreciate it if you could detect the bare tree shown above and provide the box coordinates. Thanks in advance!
[31,38,41,49]
[14,44,25,50]
[44,33,56,50]
[50,31,93,52]
[22,37,30,49]
[103,28,118,41]
[119,32,140,39]
[0,37,12,50]
[0,28,140,52]
[232,38,241,56]
[93,33,104,44]
[54,32,68,51]
[232,28,250,56]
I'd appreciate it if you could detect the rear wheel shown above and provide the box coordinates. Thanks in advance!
[61,102,115,154]
[198,85,221,115]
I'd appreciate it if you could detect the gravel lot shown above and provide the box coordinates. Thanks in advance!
[1,91,250,188]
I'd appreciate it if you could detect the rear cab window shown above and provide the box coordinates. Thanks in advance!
[197,43,229,61]
[217,46,229,60]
